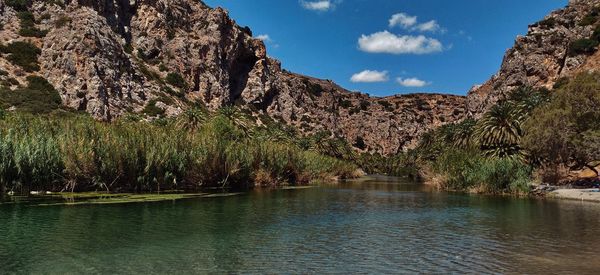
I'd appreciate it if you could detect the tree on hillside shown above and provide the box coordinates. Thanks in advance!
[523,72,600,178]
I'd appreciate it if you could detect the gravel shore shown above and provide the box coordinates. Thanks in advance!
[549,189,600,203]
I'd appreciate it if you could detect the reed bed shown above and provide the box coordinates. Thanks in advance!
[0,112,356,194]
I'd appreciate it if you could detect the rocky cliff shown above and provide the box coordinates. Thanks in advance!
[467,0,600,115]
[0,0,466,154]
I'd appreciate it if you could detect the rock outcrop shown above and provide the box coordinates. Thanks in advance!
[467,0,600,115]
[0,0,467,154]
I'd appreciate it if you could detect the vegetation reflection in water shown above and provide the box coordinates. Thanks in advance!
[2,192,246,206]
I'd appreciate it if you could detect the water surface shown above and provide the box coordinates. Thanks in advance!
[1,177,600,274]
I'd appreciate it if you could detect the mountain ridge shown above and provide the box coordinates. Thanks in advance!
[3,0,599,155]
[0,0,466,155]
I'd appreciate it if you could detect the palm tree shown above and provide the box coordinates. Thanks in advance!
[475,102,525,159]
[218,107,251,136]
[508,86,550,120]
[452,119,476,149]
[176,108,206,132]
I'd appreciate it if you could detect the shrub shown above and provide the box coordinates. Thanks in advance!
[590,25,600,43]
[360,100,370,110]
[0,41,41,72]
[142,100,165,117]
[523,72,600,181]
[5,0,30,11]
[538,17,556,28]
[137,62,162,83]
[378,100,394,112]
[339,99,352,109]
[165,72,187,89]
[303,80,323,97]
[18,11,47,38]
[54,15,72,28]
[568,38,599,56]
[1,77,20,88]
[579,7,600,26]
[0,76,62,114]
[432,149,531,194]
[123,44,133,54]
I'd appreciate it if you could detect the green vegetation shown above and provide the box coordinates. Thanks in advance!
[569,17,600,57]
[5,0,30,11]
[33,192,241,206]
[0,41,41,72]
[568,38,599,56]
[378,100,394,112]
[355,152,419,180]
[165,72,187,89]
[382,86,552,194]
[54,15,72,28]
[579,7,600,26]
[339,99,352,109]
[18,11,48,37]
[538,17,556,28]
[0,76,62,114]
[522,72,600,183]
[378,72,600,194]
[0,108,357,195]
[142,100,166,117]
[303,80,324,97]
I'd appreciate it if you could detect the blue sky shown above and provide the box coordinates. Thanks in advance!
[203,0,568,97]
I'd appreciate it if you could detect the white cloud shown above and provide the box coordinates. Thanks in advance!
[389,13,417,29]
[397,77,429,87]
[350,70,389,83]
[255,34,272,42]
[358,31,443,54]
[414,20,441,32]
[389,13,443,33]
[300,0,333,12]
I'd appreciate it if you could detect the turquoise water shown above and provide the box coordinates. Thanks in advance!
[2,177,600,274]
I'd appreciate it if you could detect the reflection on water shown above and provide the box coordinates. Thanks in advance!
[1,176,600,274]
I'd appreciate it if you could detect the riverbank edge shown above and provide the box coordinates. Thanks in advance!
[421,176,600,203]
[544,188,600,203]
[0,175,360,205]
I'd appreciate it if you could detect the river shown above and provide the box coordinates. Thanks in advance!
[1,176,599,274]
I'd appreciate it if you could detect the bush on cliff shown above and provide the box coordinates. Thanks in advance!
[0,76,62,114]
[523,72,600,182]
[0,41,41,72]
[569,38,599,56]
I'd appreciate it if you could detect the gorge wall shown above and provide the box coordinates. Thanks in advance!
[467,0,600,115]
[5,0,598,155]
[0,0,466,155]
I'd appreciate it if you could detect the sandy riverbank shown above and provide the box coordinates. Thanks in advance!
[548,189,600,203]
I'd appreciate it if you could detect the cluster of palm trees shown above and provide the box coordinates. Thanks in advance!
[422,87,550,161]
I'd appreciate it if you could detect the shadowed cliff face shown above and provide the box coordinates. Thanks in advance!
[0,0,466,154]
[467,0,600,116]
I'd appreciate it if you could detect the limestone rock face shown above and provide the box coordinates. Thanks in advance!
[266,73,466,154]
[40,7,157,120]
[467,0,600,115]
[0,0,466,154]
